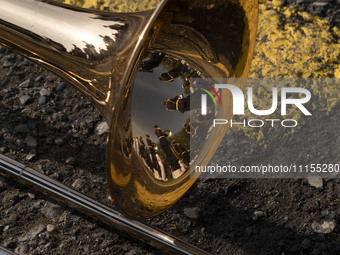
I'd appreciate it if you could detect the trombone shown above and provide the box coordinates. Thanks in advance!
[0,0,258,253]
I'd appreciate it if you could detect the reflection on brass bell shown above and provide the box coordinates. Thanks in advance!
[0,0,258,219]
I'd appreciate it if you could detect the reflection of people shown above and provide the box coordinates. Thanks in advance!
[161,95,190,113]
[155,153,167,181]
[146,134,161,176]
[159,63,185,82]
[139,136,153,169]
[184,122,199,136]
[182,69,199,89]
[173,143,190,164]
[182,78,191,89]
[139,53,164,72]
[133,137,139,155]
[154,125,180,173]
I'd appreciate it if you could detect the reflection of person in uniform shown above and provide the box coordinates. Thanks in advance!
[184,121,199,136]
[162,90,203,113]
[182,78,191,89]
[161,95,190,113]
[146,134,161,176]
[154,125,180,173]
[173,143,190,165]
[139,53,164,72]
[159,63,185,82]
[182,69,200,89]
[133,137,139,155]
[139,136,153,169]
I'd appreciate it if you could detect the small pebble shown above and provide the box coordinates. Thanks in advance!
[18,79,31,88]
[56,82,67,92]
[312,220,336,234]
[95,121,109,135]
[0,147,8,153]
[25,135,37,147]
[40,88,52,97]
[253,210,265,220]
[38,96,47,104]
[46,224,56,232]
[72,179,85,189]
[184,207,200,219]
[19,95,31,105]
[307,176,323,189]
[26,149,37,161]
[65,157,75,165]
[55,138,64,145]
[27,193,35,199]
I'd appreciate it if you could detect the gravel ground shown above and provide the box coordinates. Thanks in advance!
[1,1,340,255]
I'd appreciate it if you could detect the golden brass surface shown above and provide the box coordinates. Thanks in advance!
[0,0,258,219]
[0,0,156,121]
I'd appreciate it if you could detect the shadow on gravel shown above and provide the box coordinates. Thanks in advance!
[165,178,340,254]
[0,102,106,175]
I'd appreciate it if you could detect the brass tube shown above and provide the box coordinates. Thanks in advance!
[0,246,18,255]
[0,154,211,255]
[0,0,158,120]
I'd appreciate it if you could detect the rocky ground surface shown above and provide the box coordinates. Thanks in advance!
[1,0,339,255]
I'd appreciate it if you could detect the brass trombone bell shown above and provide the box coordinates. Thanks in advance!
[0,0,258,219]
